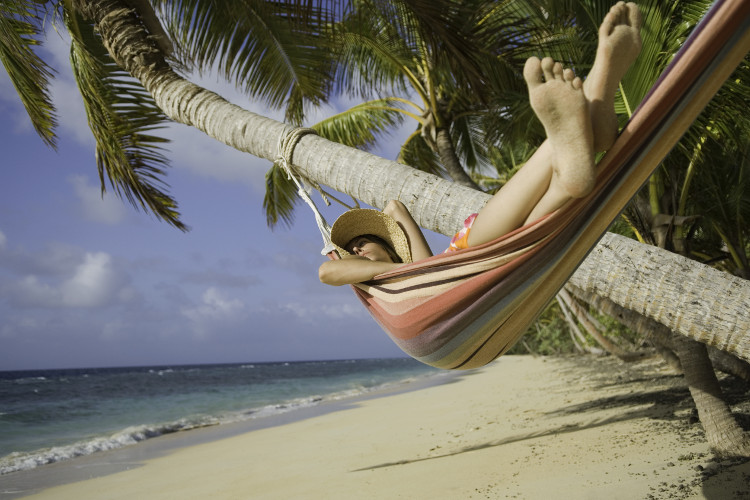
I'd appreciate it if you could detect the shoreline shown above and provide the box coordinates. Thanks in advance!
[0,366,460,498]
[5,355,750,499]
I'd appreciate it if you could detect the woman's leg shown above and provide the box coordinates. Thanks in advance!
[467,57,594,246]
[466,2,642,247]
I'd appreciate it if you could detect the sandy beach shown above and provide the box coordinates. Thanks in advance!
[6,355,750,499]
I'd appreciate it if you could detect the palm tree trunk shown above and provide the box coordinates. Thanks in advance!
[566,283,674,356]
[556,293,603,355]
[671,335,750,457]
[569,283,750,381]
[558,287,646,361]
[569,233,750,364]
[708,349,750,384]
[435,128,480,190]
[75,0,750,366]
[72,0,488,238]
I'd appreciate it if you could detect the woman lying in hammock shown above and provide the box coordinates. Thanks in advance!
[320,1,642,287]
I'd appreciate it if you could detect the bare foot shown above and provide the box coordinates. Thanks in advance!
[584,1,643,151]
[524,57,595,199]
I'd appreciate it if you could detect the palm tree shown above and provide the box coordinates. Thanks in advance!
[2,0,749,455]
[320,0,533,188]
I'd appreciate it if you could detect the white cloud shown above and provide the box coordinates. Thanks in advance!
[182,287,246,339]
[69,175,129,225]
[280,301,366,322]
[207,287,243,313]
[60,252,122,307]
[0,229,6,250]
[10,251,128,308]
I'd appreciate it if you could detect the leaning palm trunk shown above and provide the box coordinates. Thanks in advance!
[569,234,750,364]
[74,0,488,235]
[75,0,750,363]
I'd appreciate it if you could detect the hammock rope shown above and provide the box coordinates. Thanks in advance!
[273,127,338,255]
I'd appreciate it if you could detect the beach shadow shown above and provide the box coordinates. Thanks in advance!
[353,357,750,473]
[350,385,693,472]
[700,459,750,500]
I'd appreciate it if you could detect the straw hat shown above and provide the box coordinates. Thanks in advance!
[330,209,412,263]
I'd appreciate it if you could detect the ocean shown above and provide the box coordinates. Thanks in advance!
[0,358,444,476]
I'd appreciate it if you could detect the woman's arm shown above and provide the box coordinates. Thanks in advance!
[318,255,404,286]
[383,200,433,261]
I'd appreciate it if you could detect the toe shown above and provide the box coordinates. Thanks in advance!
[541,57,555,82]
[563,68,575,82]
[523,57,543,86]
[600,10,615,36]
[626,2,642,29]
[611,2,626,24]
[552,62,564,80]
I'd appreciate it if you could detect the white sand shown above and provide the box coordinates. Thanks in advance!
[19,355,750,499]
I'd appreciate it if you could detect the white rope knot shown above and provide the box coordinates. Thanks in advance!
[273,127,336,255]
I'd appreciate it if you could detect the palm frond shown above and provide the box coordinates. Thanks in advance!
[262,162,300,228]
[0,0,57,147]
[153,0,338,125]
[65,7,186,230]
[312,98,407,149]
[398,131,444,177]
[333,1,421,100]
[451,112,489,173]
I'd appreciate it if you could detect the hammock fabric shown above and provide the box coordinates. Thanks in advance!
[334,0,750,370]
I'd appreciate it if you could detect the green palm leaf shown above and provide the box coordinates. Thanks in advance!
[153,0,337,125]
[0,0,57,147]
[262,162,300,228]
[65,7,185,230]
[312,98,407,149]
[451,112,488,173]
[399,131,444,177]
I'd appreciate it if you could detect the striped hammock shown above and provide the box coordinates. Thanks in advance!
[341,0,750,370]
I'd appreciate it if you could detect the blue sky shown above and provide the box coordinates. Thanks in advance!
[0,29,448,371]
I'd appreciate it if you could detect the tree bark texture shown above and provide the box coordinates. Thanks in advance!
[569,234,750,364]
[570,283,750,381]
[73,0,488,238]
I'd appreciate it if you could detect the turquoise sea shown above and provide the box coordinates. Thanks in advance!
[0,358,444,476]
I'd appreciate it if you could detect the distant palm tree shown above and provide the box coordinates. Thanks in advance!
[323,1,532,185]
